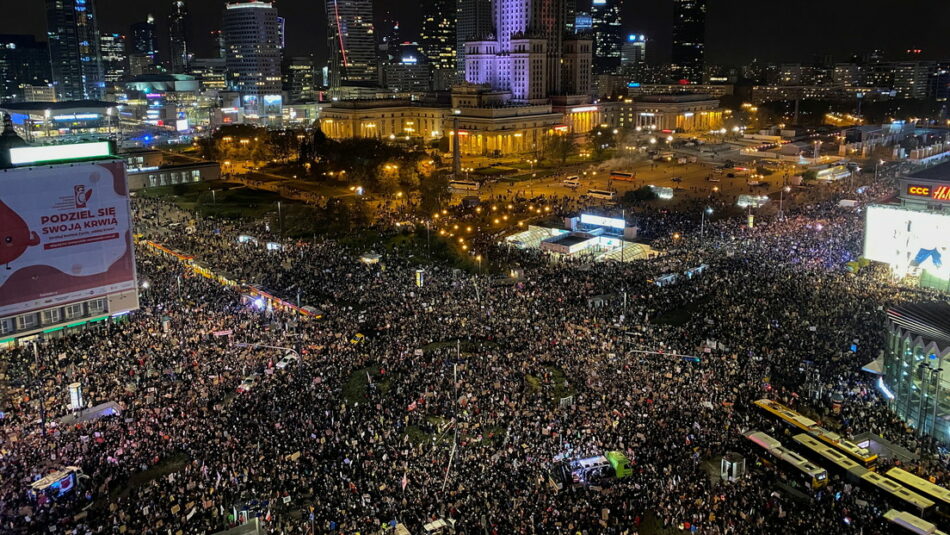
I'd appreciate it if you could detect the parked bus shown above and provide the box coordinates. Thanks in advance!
[793,434,935,518]
[884,509,948,535]
[585,189,616,200]
[563,176,580,188]
[610,171,636,182]
[887,467,950,517]
[745,430,827,491]
[448,180,480,191]
[755,398,878,467]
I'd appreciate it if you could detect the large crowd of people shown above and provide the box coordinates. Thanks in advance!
[0,167,948,535]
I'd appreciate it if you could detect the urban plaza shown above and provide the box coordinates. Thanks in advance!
[2,0,950,534]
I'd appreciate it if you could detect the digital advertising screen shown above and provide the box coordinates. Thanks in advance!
[864,204,950,279]
[0,160,138,317]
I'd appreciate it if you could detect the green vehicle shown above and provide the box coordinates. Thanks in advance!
[552,451,633,488]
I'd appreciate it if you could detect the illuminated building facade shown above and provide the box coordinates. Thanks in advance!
[222,1,283,122]
[326,0,377,87]
[620,34,646,75]
[99,33,127,85]
[591,0,622,75]
[881,303,950,443]
[617,93,722,131]
[168,1,191,74]
[456,0,493,77]
[671,0,705,83]
[46,0,104,100]
[464,0,572,100]
[421,0,456,90]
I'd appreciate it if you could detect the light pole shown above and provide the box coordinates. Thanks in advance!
[779,185,791,220]
[701,206,713,237]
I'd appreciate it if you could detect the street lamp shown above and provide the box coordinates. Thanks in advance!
[779,185,791,220]
[701,206,713,237]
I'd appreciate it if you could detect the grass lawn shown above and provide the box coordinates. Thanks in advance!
[342,364,394,405]
[525,365,574,402]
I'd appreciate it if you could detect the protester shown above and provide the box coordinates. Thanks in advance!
[0,170,943,535]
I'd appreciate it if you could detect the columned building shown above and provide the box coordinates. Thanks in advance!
[618,93,723,131]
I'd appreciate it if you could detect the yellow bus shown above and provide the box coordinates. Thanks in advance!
[884,509,948,535]
[887,467,950,516]
[754,399,878,467]
[745,430,827,490]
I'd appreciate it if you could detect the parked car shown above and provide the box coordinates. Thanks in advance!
[237,374,260,393]
[276,353,299,369]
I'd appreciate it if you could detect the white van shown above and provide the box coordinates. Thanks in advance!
[586,189,616,200]
[563,176,580,188]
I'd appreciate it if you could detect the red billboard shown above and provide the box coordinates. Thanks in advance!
[0,160,137,317]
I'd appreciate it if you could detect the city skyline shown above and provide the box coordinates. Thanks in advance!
[1,0,948,67]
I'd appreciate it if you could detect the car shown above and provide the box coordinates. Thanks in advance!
[350,333,366,344]
[276,353,299,369]
[706,176,720,182]
[671,177,682,183]
[236,374,260,393]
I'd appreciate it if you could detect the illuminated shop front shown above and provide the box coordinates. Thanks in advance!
[881,303,950,443]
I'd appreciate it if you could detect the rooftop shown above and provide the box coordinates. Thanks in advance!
[908,161,950,182]
[0,100,115,111]
[887,303,950,347]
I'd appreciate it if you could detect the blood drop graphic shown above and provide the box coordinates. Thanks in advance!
[0,199,40,268]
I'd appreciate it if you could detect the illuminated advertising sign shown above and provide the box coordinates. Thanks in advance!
[907,185,931,197]
[865,205,950,277]
[580,214,625,229]
[0,161,138,317]
[9,142,112,166]
[905,183,950,201]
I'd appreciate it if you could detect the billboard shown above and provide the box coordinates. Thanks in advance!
[864,205,950,279]
[0,160,137,317]
[580,214,625,229]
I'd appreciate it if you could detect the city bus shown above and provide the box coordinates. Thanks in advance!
[792,434,935,518]
[610,171,636,182]
[884,509,949,535]
[754,399,878,467]
[745,430,828,491]
[585,189,616,200]
[448,180,480,191]
[887,467,950,517]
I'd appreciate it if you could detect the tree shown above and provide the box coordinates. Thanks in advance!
[418,171,450,215]
[802,169,818,181]
[588,126,616,159]
[623,186,657,203]
[544,134,576,165]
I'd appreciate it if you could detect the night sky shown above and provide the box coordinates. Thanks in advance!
[1,0,948,67]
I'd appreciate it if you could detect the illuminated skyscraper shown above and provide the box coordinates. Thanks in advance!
[46,0,103,100]
[620,34,646,75]
[130,15,157,61]
[671,0,706,83]
[456,0,492,77]
[591,0,622,74]
[168,0,191,73]
[325,0,377,87]
[99,32,127,84]
[421,0,456,90]
[223,1,282,117]
[465,0,570,100]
